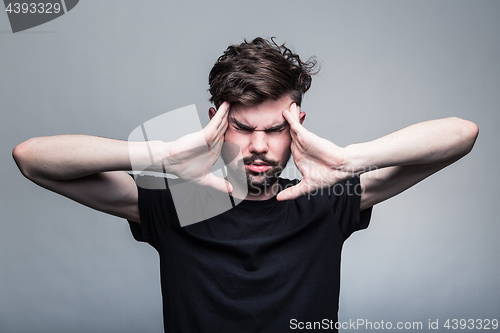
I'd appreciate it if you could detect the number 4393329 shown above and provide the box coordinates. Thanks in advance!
[5,2,62,14]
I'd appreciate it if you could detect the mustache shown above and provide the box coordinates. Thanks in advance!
[243,154,279,167]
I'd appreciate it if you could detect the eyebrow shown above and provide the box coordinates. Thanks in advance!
[229,117,288,132]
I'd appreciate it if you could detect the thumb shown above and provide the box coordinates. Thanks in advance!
[276,181,309,201]
[199,173,233,193]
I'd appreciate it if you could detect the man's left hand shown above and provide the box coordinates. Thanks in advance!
[277,103,352,201]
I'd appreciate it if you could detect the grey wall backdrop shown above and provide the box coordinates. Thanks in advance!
[1,1,499,332]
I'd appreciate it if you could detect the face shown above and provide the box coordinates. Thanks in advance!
[211,96,305,196]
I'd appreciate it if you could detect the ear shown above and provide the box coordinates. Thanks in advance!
[298,106,306,125]
[208,107,216,120]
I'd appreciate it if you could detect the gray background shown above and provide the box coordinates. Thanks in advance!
[1,1,499,332]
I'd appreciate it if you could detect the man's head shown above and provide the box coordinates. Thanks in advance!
[209,37,317,109]
[209,38,317,197]
[219,96,304,196]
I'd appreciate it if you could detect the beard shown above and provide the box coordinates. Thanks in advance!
[220,142,290,196]
[243,154,284,193]
[224,153,286,195]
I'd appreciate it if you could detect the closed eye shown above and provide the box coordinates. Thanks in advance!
[234,126,286,133]
[230,118,288,133]
[264,127,286,134]
[234,126,252,132]
[264,123,289,133]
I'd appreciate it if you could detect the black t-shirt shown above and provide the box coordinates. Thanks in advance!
[129,176,372,333]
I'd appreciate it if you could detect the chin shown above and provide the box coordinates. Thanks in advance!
[247,171,280,191]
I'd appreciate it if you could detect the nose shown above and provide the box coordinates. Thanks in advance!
[248,131,269,155]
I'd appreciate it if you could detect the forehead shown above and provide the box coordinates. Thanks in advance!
[229,96,293,129]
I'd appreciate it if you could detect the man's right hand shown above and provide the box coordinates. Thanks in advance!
[12,102,233,224]
[162,101,232,193]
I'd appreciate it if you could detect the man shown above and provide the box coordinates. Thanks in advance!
[13,38,478,332]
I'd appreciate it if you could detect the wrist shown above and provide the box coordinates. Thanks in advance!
[151,140,171,162]
[128,140,170,173]
[342,143,369,175]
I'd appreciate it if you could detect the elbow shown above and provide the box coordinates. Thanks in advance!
[12,139,36,179]
[450,117,479,156]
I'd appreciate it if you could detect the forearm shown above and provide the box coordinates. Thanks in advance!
[12,135,168,180]
[342,117,479,173]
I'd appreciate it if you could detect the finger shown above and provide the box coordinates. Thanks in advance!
[207,102,230,132]
[214,116,228,138]
[214,101,230,123]
[205,103,230,143]
[220,114,229,133]
[290,103,300,121]
[215,105,230,133]
[282,108,299,127]
[276,181,309,201]
[200,172,233,193]
[213,120,228,143]
[283,109,305,136]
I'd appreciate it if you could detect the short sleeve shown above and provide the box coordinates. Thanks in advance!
[128,183,152,244]
[127,174,176,249]
[328,176,372,240]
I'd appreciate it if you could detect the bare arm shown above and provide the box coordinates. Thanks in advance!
[343,117,479,210]
[12,102,231,224]
[12,135,168,223]
[278,105,478,206]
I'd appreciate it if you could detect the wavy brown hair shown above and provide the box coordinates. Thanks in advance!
[209,37,318,109]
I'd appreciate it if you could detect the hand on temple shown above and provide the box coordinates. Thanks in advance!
[277,103,352,201]
[163,102,233,193]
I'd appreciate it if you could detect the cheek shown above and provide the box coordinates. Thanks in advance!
[224,130,248,151]
[277,132,292,148]
[223,128,238,142]
[270,135,292,158]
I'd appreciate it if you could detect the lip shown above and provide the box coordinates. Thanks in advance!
[247,163,270,173]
